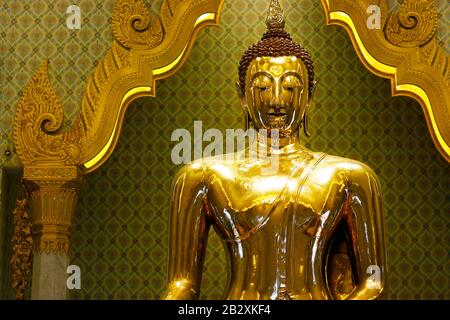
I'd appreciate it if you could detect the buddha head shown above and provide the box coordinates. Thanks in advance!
[237,0,316,137]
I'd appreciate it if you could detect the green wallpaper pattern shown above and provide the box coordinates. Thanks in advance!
[0,0,449,300]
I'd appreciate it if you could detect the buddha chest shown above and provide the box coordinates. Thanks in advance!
[204,157,340,242]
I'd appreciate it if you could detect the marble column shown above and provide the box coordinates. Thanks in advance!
[31,253,70,299]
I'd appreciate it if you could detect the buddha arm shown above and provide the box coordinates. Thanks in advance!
[343,164,387,300]
[163,164,210,300]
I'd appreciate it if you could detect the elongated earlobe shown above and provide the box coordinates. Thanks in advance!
[302,109,310,137]
[244,112,250,131]
[236,82,245,99]
[309,79,319,104]
[236,82,250,130]
[301,79,319,138]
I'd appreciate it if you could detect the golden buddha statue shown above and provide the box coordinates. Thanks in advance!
[164,0,386,300]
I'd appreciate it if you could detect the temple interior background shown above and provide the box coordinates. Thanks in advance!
[0,0,449,299]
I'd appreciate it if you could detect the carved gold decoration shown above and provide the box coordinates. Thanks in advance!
[23,168,82,255]
[385,0,438,48]
[266,0,285,30]
[13,59,83,255]
[321,0,450,163]
[112,0,164,49]
[10,197,33,300]
[13,60,84,167]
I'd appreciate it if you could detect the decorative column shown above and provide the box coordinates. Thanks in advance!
[13,62,85,300]
[23,167,81,299]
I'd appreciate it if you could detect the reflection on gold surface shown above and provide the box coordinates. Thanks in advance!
[164,0,386,300]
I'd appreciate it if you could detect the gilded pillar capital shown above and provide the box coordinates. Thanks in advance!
[22,166,82,255]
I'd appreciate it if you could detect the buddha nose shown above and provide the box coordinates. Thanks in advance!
[270,86,282,109]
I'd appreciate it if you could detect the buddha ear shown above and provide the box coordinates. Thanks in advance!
[236,82,251,131]
[308,79,319,104]
[235,82,247,110]
[302,104,311,138]
[302,79,318,138]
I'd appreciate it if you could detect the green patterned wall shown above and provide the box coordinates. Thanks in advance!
[1,0,449,300]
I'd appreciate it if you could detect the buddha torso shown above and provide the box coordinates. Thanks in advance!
[188,148,367,300]
[165,1,385,300]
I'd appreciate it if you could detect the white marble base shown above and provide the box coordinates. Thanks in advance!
[31,252,69,300]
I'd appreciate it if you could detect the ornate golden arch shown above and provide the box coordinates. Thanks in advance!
[321,0,450,163]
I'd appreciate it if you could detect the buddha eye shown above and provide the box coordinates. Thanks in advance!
[253,76,272,91]
[283,76,302,92]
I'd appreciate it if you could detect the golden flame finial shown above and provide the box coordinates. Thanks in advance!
[266,0,285,30]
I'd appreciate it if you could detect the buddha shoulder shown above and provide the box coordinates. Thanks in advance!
[171,156,225,186]
[318,154,381,187]
[171,160,207,186]
[171,154,254,187]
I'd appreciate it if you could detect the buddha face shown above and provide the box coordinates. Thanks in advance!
[242,56,310,136]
